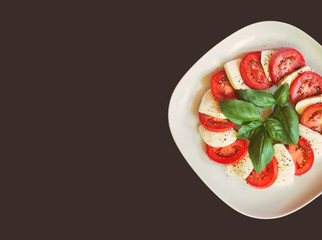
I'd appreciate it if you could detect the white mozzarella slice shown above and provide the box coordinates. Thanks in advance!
[224,59,250,90]
[198,89,226,119]
[277,66,313,86]
[199,125,237,147]
[261,50,277,82]
[273,144,295,185]
[299,124,322,158]
[295,94,322,115]
[225,152,253,179]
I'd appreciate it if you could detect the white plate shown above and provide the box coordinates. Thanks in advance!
[168,21,322,219]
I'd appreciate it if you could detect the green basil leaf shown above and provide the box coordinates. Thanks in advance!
[271,104,281,119]
[236,89,276,109]
[273,105,299,144]
[248,127,274,173]
[265,118,292,144]
[219,100,262,125]
[236,121,263,139]
[274,83,289,105]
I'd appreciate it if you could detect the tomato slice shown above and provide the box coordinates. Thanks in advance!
[246,157,278,189]
[206,139,248,165]
[287,137,314,175]
[240,51,274,89]
[211,70,238,101]
[198,112,234,132]
[269,48,305,84]
[301,103,322,134]
[289,71,322,104]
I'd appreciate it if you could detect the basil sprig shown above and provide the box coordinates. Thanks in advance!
[219,85,299,173]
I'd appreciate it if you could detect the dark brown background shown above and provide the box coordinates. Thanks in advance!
[6,1,322,239]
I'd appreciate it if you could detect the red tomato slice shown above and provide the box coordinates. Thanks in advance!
[206,139,248,165]
[269,48,305,84]
[211,70,238,101]
[301,103,322,134]
[246,157,278,189]
[289,71,322,104]
[287,137,314,175]
[240,51,274,89]
[198,112,234,132]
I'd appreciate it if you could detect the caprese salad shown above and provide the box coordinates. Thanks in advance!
[198,48,322,189]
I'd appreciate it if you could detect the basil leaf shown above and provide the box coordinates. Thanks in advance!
[271,104,281,119]
[236,121,263,139]
[273,105,299,144]
[265,118,292,144]
[236,89,276,109]
[219,100,262,125]
[273,104,281,114]
[248,127,274,173]
[274,83,289,105]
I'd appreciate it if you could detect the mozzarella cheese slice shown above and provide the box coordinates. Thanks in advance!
[299,124,322,158]
[277,66,313,86]
[199,89,226,119]
[225,152,253,179]
[224,59,250,90]
[273,144,295,185]
[199,125,237,147]
[295,94,322,115]
[261,50,277,82]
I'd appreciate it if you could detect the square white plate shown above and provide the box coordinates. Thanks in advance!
[168,21,322,219]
